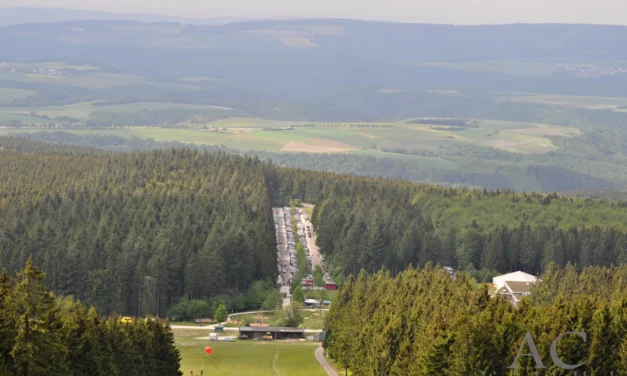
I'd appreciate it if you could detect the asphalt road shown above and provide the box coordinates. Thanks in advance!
[274,207,292,307]
[315,347,338,376]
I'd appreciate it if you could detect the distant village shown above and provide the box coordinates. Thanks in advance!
[0,62,78,76]
[201,125,228,132]
[554,63,627,77]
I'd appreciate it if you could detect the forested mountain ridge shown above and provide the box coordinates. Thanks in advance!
[5,136,627,316]
[0,138,277,316]
[0,259,182,376]
[278,166,627,277]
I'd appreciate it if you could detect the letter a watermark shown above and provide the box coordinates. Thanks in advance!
[509,332,546,369]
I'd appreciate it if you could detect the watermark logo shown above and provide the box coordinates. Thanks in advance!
[509,331,587,370]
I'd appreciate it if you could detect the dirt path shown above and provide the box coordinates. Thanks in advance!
[315,347,338,376]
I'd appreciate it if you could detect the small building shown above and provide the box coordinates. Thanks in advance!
[492,271,538,307]
[238,327,304,340]
[496,281,535,306]
[492,271,537,292]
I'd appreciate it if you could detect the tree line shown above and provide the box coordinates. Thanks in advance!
[0,259,181,376]
[275,167,627,277]
[0,138,277,317]
[324,265,627,375]
[6,136,627,317]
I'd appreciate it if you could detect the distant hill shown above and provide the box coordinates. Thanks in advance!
[3,18,627,99]
[0,7,247,27]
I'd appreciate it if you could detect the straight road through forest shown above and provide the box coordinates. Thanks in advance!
[273,207,292,307]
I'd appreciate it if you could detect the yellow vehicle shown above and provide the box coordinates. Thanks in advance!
[120,316,133,323]
[262,332,273,341]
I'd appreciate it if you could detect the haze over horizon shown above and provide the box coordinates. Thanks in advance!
[2,0,627,25]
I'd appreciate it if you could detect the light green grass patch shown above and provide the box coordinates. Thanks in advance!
[279,38,317,48]
[356,150,458,169]
[0,88,36,104]
[176,338,325,376]
[3,62,100,71]
[0,72,142,89]
[301,25,346,36]
[420,60,560,76]
[3,101,234,120]
[478,120,537,130]
[495,92,627,109]
[179,76,226,83]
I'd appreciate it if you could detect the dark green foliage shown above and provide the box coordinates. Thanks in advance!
[0,261,181,376]
[325,265,627,375]
[278,165,627,276]
[0,138,277,316]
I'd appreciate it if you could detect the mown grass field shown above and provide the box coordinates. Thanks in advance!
[420,60,561,76]
[494,92,627,109]
[0,117,580,155]
[1,101,233,119]
[174,328,325,376]
[0,88,36,104]
[0,72,144,89]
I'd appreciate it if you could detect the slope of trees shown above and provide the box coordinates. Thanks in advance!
[0,137,277,316]
[325,265,627,375]
[6,136,627,316]
[0,259,181,376]
[277,167,627,276]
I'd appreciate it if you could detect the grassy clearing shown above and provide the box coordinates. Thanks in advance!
[174,329,325,376]
[0,88,36,104]
[279,38,317,48]
[494,92,627,109]
[0,72,143,89]
[2,62,100,71]
[420,60,560,76]
[304,289,339,302]
[355,149,458,169]
[0,116,582,155]
[225,309,328,330]
[2,101,234,120]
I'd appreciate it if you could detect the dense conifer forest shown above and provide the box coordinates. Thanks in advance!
[6,136,627,373]
[0,137,277,316]
[278,168,627,277]
[324,264,627,375]
[0,259,181,376]
[5,136,627,316]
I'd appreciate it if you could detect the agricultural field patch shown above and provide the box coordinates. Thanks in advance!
[420,60,560,76]
[355,149,458,169]
[0,61,100,72]
[279,38,317,48]
[2,101,235,121]
[0,88,36,104]
[0,71,143,89]
[497,92,627,109]
[280,140,354,152]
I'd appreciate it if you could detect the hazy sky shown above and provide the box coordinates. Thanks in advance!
[3,0,627,25]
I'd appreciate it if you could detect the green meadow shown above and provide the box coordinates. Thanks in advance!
[174,329,325,376]
[0,117,578,156]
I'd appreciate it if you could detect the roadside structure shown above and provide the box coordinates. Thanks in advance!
[492,271,537,306]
